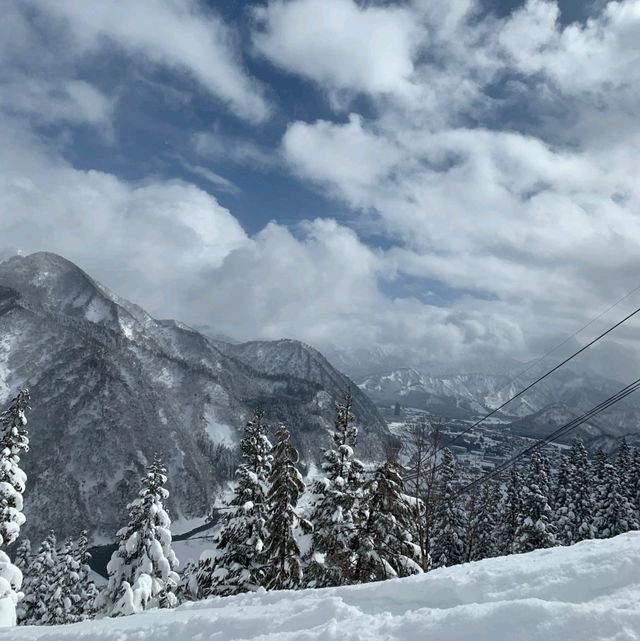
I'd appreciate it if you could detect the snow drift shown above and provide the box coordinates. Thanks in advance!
[5,531,640,640]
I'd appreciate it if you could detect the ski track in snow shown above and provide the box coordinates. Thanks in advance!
[5,532,640,640]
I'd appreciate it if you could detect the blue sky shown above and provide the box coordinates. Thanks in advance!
[2,0,640,369]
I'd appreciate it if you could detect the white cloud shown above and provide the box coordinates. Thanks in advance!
[253,0,420,101]
[273,0,640,362]
[11,0,269,123]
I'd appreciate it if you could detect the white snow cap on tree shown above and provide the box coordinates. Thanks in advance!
[196,408,273,598]
[0,389,30,629]
[98,454,179,617]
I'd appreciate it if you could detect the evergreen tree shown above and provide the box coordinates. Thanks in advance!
[12,538,31,573]
[514,450,556,553]
[196,409,273,598]
[497,466,523,555]
[0,389,30,627]
[72,531,98,620]
[430,449,466,568]
[49,538,80,625]
[305,391,365,587]
[616,438,634,503]
[466,481,499,562]
[0,389,30,547]
[352,458,424,583]
[594,461,638,538]
[97,455,179,616]
[263,424,310,590]
[19,531,59,625]
[556,438,594,545]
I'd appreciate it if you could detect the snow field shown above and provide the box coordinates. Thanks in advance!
[5,531,640,640]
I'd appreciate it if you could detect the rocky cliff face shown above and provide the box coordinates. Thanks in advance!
[0,252,390,543]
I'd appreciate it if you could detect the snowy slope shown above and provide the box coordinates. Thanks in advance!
[6,532,640,640]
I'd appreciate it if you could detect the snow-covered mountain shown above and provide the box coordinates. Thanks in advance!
[9,532,640,640]
[0,252,390,543]
[358,364,640,450]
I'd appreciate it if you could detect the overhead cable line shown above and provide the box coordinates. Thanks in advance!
[456,376,640,497]
[427,301,640,461]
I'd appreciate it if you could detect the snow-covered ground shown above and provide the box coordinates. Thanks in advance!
[5,532,640,640]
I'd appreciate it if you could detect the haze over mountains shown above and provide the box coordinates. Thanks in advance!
[0,252,390,543]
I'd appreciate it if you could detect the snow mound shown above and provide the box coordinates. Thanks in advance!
[7,532,640,640]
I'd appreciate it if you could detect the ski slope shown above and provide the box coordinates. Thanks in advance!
[5,532,640,641]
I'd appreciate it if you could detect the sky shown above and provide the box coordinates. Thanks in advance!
[2,0,640,370]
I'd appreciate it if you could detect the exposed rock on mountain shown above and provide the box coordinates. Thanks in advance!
[0,252,390,543]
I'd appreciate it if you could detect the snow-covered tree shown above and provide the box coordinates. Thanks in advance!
[353,458,424,583]
[196,409,273,598]
[97,455,179,617]
[305,391,365,587]
[497,466,523,555]
[430,449,466,568]
[616,438,634,503]
[263,424,310,590]
[70,532,98,621]
[594,461,638,539]
[514,450,556,553]
[19,531,59,625]
[0,390,30,627]
[12,539,30,574]
[555,438,594,545]
[466,481,499,562]
[0,389,30,548]
[47,538,80,625]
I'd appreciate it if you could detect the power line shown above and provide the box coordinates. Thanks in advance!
[457,376,640,497]
[425,302,640,464]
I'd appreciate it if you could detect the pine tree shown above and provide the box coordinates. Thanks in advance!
[466,481,499,562]
[594,461,639,538]
[352,458,424,583]
[0,389,30,548]
[263,424,310,590]
[49,538,80,625]
[616,438,634,503]
[196,409,273,598]
[19,531,59,625]
[97,455,179,616]
[305,391,365,587]
[497,466,523,555]
[0,390,30,627]
[71,531,98,621]
[430,449,466,568]
[12,539,30,573]
[556,438,594,545]
[514,450,556,553]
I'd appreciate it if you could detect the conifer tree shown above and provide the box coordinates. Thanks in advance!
[430,449,466,568]
[263,424,310,590]
[497,466,523,555]
[556,438,594,545]
[196,409,273,598]
[353,458,424,583]
[616,438,634,503]
[12,539,30,573]
[19,531,59,625]
[71,531,98,620]
[305,391,365,587]
[514,450,556,553]
[98,455,179,616]
[49,538,80,625]
[0,389,30,627]
[466,481,499,562]
[594,461,638,538]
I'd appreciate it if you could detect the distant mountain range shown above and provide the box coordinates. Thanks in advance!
[0,252,390,543]
[353,363,640,452]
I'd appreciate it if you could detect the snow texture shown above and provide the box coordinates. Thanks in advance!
[5,531,640,639]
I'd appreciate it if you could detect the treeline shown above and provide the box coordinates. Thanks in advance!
[2,390,640,628]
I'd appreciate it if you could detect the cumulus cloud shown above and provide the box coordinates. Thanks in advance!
[267,0,640,361]
[253,0,420,102]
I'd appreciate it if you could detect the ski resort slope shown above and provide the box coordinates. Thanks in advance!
[5,532,640,641]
